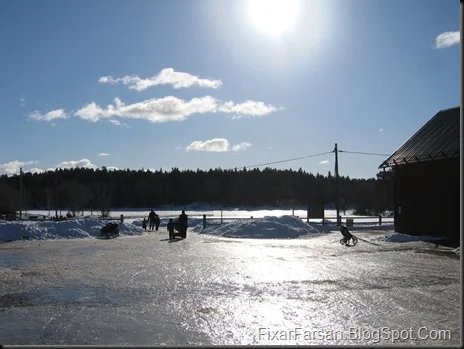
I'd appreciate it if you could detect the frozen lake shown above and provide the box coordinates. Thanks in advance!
[0,228,460,345]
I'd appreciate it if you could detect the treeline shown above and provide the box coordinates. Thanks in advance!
[0,167,393,215]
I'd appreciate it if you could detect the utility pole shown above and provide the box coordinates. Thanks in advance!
[334,143,340,226]
[19,167,23,220]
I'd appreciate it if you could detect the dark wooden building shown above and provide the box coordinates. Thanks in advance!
[379,106,460,242]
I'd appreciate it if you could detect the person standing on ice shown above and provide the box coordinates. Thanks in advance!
[148,209,156,230]
[154,213,160,231]
[178,210,188,238]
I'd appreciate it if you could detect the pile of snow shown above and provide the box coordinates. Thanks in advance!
[375,232,448,243]
[0,219,143,242]
[192,215,326,239]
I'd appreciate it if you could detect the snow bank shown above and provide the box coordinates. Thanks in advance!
[192,215,326,239]
[0,219,143,242]
[375,232,448,243]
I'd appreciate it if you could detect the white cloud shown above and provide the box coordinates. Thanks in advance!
[98,153,110,156]
[175,145,183,151]
[231,142,252,152]
[219,100,282,118]
[186,138,252,152]
[28,168,44,174]
[74,96,281,123]
[29,109,68,122]
[75,96,218,123]
[99,68,223,91]
[319,160,330,165]
[74,102,107,122]
[106,166,119,171]
[186,138,230,152]
[20,97,25,107]
[379,128,384,132]
[434,31,460,49]
[0,160,38,175]
[108,119,129,127]
[56,159,97,170]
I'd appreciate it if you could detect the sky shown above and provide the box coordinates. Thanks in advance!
[0,0,460,179]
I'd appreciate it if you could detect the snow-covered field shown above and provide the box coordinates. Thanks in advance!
[0,212,460,345]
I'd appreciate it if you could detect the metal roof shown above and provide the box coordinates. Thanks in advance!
[379,106,460,168]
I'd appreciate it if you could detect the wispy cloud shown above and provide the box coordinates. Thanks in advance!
[0,160,38,175]
[106,166,119,171]
[319,160,330,165]
[56,159,97,169]
[73,96,281,123]
[186,138,252,152]
[220,100,283,118]
[433,31,460,49]
[108,119,129,127]
[378,128,384,132]
[20,97,26,107]
[231,142,252,152]
[99,68,223,91]
[29,109,68,122]
[98,153,110,157]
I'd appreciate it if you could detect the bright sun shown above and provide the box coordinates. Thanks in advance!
[247,0,299,36]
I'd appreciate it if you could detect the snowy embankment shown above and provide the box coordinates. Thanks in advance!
[192,215,332,238]
[0,219,142,242]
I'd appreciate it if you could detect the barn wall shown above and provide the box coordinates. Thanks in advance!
[393,157,459,241]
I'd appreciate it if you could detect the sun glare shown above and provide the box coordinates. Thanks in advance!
[247,0,299,36]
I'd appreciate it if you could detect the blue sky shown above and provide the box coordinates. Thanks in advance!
[0,0,460,179]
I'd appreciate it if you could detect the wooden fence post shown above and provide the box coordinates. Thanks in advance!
[379,214,382,226]
[203,214,206,229]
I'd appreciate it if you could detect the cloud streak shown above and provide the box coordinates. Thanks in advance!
[99,68,223,91]
[98,153,110,157]
[29,109,68,122]
[186,138,252,152]
[73,96,280,123]
[319,160,330,165]
[433,31,460,49]
[56,159,97,170]
[0,160,38,175]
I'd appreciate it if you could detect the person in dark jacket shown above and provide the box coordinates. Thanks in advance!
[154,214,160,231]
[177,210,188,238]
[340,225,353,242]
[142,218,147,230]
[167,218,174,239]
[148,209,156,230]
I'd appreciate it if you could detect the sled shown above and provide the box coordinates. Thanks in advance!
[169,220,187,239]
[340,236,358,246]
[339,225,358,247]
[100,222,120,239]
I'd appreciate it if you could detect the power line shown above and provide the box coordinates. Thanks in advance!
[339,150,390,157]
[228,150,334,170]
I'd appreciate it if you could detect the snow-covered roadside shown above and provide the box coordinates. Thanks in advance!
[0,219,142,242]
[192,215,330,238]
[0,214,454,249]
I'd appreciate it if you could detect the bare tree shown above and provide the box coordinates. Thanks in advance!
[91,183,113,217]
[43,187,53,216]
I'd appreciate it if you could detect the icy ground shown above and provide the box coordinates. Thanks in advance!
[0,225,460,345]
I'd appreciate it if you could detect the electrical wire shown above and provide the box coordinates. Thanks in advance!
[339,150,390,157]
[228,150,334,170]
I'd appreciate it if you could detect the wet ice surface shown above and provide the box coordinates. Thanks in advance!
[0,229,460,345]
